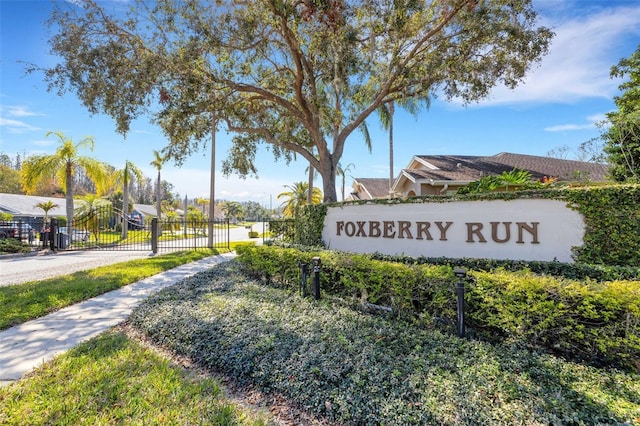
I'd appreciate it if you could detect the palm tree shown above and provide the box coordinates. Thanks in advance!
[378,101,395,197]
[150,150,165,221]
[195,197,210,215]
[35,200,59,227]
[163,210,180,235]
[186,205,206,234]
[219,201,243,224]
[277,182,322,218]
[378,98,421,198]
[74,195,111,242]
[21,131,108,236]
[336,162,355,201]
[112,160,144,238]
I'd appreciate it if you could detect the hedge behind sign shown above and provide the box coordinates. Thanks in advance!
[295,185,640,267]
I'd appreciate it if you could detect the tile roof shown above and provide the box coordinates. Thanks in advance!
[487,152,609,181]
[412,152,610,182]
[350,178,390,199]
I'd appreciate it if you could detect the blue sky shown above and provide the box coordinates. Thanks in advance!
[1,1,640,206]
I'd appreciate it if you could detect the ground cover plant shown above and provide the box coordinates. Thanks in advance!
[237,245,640,371]
[129,260,640,425]
[0,249,221,330]
[0,329,273,425]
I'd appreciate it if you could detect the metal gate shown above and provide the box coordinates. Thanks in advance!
[46,205,230,252]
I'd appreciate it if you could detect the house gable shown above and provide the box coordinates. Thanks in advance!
[391,153,610,197]
[348,178,390,200]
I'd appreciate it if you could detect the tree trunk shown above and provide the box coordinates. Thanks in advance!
[65,162,74,239]
[319,159,338,203]
[207,114,216,247]
[388,101,394,198]
[156,171,162,237]
[122,178,129,239]
[307,164,314,204]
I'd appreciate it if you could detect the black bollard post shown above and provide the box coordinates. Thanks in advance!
[50,218,58,252]
[151,218,158,254]
[454,268,467,338]
[312,257,321,300]
[299,262,308,297]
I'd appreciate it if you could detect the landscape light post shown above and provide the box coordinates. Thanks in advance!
[299,261,308,298]
[312,257,321,300]
[454,268,467,338]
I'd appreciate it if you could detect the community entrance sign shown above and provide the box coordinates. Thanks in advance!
[322,199,584,262]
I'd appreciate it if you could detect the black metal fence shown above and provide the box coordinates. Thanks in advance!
[151,217,230,253]
[33,206,230,252]
[0,217,44,246]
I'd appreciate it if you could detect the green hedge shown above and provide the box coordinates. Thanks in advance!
[368,253,640,282]
[564,185,640,265]
[296,185,640,267]
[468,269,640,370]
[235,245,640,371]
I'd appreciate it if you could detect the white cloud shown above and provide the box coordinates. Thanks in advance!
[0,117,41,134]
[5,105,41,117]
[483,5,640,106]
[544,123,594,132]
[0,105,43,134]
[544,112,607,132]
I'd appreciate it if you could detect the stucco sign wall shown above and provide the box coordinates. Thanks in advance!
[322,199,585,262]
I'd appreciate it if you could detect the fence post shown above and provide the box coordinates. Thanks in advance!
[50,218,58,252]
[151,218,158,254]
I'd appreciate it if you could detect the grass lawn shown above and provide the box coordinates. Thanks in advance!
[0,249,222,330]
[0,329,274,425]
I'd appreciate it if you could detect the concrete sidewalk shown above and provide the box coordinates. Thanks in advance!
[0,253,235,387]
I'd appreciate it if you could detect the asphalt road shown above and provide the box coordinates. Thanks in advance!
[0,251,156,287]
[0,223,266,287]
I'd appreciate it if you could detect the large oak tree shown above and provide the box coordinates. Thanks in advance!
[39,0,552,202]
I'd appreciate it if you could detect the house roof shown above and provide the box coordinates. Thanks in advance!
[0,193,67,217]
[132,204,158,217]
[349,178,390,200]
[409,152,610,183]
[0,194,162,219]
[485,152,609,181]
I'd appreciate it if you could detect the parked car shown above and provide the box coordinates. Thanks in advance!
[0,221,34,240]
[0,223,19,239]
[128,214,144,230]
[58,227,90,242]
[20,223,34,240]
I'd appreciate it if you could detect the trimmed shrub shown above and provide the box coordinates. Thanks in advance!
[235,245,640,371]
[467,269,640,370]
